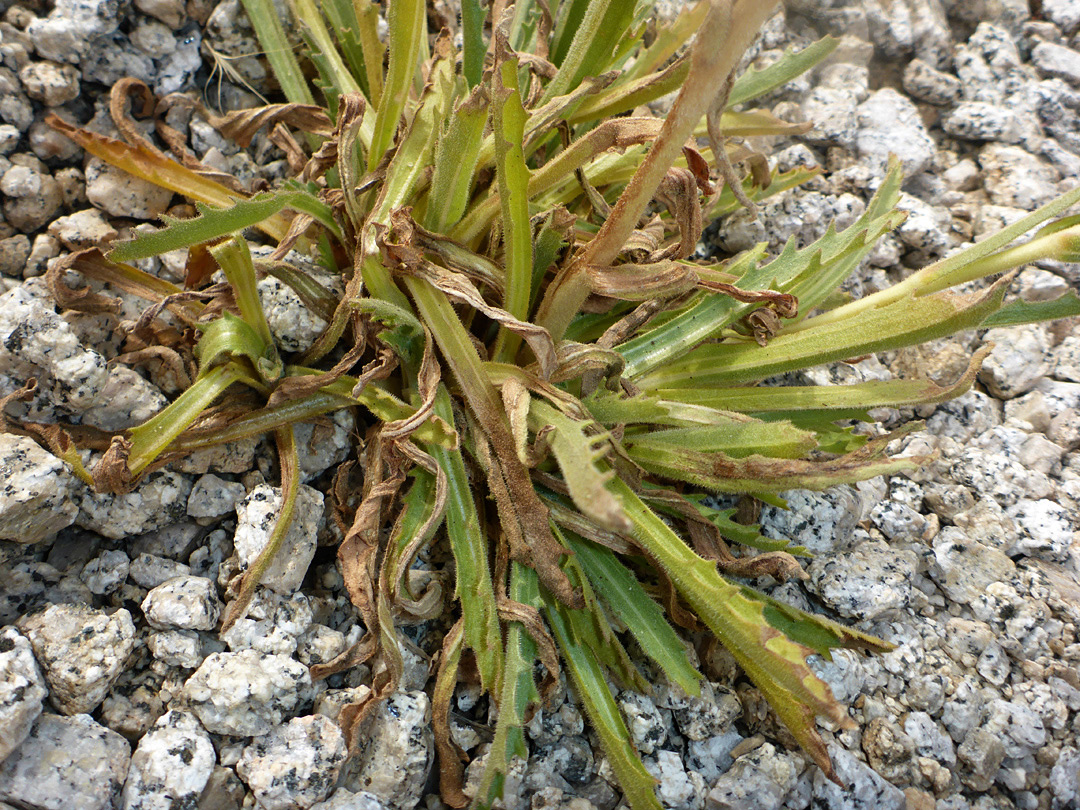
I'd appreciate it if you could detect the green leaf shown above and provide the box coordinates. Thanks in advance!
[109,190,344,264]
[209,237,281,377]
[492,41,534,363]
[528,397,630,532]
[194,311,281,383]
[565,531,702,695]
[429,387,503,692]
[638,279,1008,390]
[240,0,316,106]
[425,85,489,234]
[544,591,662,810]
[126,364,245,476]
[475,563,540,810]
[727,36,839,107]
[627,425,925,493]
[543,0,638,102]
[369,0,425,168]
[607,477,889,784]
[626,421,819,460]
[981,289,1080,328]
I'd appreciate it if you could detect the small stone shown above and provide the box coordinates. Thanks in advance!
[983,699,1047,758]
[617,692,667,755]
[808,540,917,619]
[146,629,203,668]
[237,714,347,810]
[129,553,193,588]
[1032,41,1080,85]
[295,410,354,482]
[812,742,905,810]
[80,366,168,432]
[78,470,193,540]
[311,789,390,810]
[79,548,130,595]
[979,144,1063,210]
[0,233,31,276]
[1,159,63,231]
[46,207,118,250]
[187,473,247,520]
[854,88,935,176]
[135,0,186,27]
[755,485,865,554]
[942,102,1023,143]
[1007,498,1075,561]
[0,434,80,543]
[980,325,1053,399]
[1043,0,1080,34]
[645,749,701,810]
[1050,746,1080,810]
[295,623,347,666]
[23,233,61,279]
[0,713,131,810]
[862,717,915,784]
[121,710,215,810]
[18,61,80,106]
[1053,334,1080,382]
[706,742,800,810]
[904,711,956,765]
[85,157,174,220]
[339,690,433,810]
[18,603,136,715]
[220,588,313,655]
[181,650,314,737]
[142,575,222,631]
[0,626,47,763]
[258,276,328,354]
[958,728,1006,791]
[902,58,963,105]
[928,527,1017,604]
[234,483,323,594]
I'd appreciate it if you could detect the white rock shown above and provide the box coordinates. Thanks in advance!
[854,88,935,176]
[339,690,433,809]
[0,626,47,763]
[121,710,215,810]
[984,699,1047,758]
[979,144,1062,210]
[980,325,1052,399]
[617,691,667,755]
[706,742,800,810]
[0,435,80,543]
[237,714,347,810]
[1050,746,1080,810]
[81,366,167,432]
[1,157,63,231]
[85,157,174,220]
[809,540,917,619]
[220,588,313,655]
[146,629,203,668]
[957,728,1005,791]
[47,207,119,250]
[78,471,193,540]
[645,749,701,810]
[0,284,110,413]
[129,552,193,588]
[181,650,314,737]
[234,483,323,594]
[18,603,136,715]
[295,409,354,482]
[142,575,222,631]
[929,527,1017,604]
[258,276,329,354]
[943,102,1023,143]
[79,548,131,594]
[1032,41,1080,86]
[187,473,247,520]
[902,57,962,105]
[0,713,131,810]
[812,742,905,810]
[1007,499,1076,561]
[311,790,391,810]
[18,61,80,106]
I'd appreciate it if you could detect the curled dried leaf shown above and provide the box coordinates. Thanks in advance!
[207,103,334,147]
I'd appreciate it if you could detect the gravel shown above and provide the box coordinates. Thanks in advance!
[1,0,1079,808]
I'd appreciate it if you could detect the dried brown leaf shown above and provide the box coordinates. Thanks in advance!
[208,103,333,148]
[586,259,699,301]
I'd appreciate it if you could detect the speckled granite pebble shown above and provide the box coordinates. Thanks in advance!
[236,714,346,809]
[121,710,216,810]
[17,603,136,715]
[0,626,47,763]
[0,713,131,810]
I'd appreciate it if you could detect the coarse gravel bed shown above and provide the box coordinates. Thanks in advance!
[1,0,1080,809]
